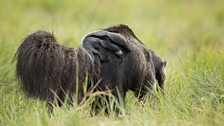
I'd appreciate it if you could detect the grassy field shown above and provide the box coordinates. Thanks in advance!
[0,0,224,125]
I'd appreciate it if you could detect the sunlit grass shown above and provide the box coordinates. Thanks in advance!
[0,0,223,125]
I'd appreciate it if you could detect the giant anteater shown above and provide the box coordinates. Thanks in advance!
[15,24,166,111]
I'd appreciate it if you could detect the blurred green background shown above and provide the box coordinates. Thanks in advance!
[0,0,224,126]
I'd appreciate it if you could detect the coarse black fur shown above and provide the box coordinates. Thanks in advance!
[96,25,154,101]
[104,25,166,93]
[15,24,166,113]
[89,24,167,106]
[15,31,101,105]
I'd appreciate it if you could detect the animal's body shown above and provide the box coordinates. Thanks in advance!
[15,24,166,111]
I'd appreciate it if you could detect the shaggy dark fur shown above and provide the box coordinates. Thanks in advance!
[102,25,166,93]
[16,31,101,105]
[90,25,166,103]
[15,24,166,112]
[80,25,166,114]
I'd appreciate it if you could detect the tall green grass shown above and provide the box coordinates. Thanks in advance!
[0,0,223,125]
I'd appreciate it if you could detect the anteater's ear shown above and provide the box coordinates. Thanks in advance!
[163,60,167,67]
